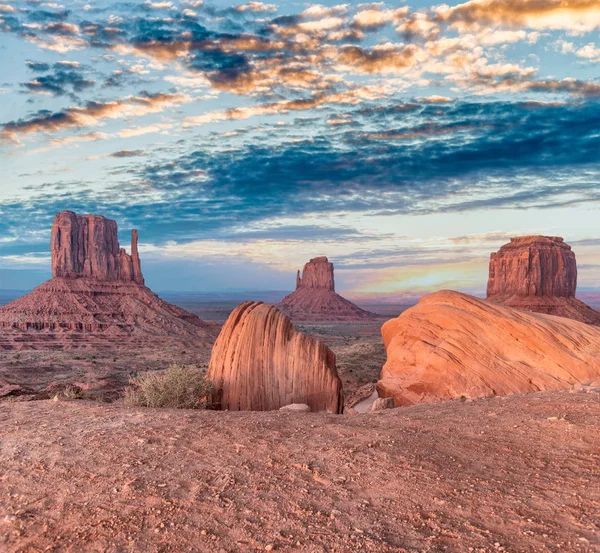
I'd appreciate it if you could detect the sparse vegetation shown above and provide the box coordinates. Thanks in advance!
[52,385,84,401]
[123,364,213,409]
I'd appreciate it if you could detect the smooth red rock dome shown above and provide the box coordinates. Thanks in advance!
[377,290,600,407]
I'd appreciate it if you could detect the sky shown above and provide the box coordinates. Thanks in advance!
[0,0,599,296]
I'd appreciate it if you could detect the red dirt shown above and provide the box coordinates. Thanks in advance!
[1,389,599,552]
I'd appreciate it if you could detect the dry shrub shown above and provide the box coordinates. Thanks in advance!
[124,364,213,409]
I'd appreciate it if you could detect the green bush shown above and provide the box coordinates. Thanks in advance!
[123,364,213,409]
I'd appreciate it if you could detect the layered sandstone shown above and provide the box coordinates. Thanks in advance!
[207,301,344,413]
[277,257,376,321]
[486,236,600,324]
[52,211,144,284]
[0,211,217,349]
[377,290,600,406]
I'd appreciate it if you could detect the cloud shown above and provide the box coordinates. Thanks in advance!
[0,92,189,144]
[21,61,94,97]
[109,149,145,157]
[232,2,277,13]
[436,0,600,33]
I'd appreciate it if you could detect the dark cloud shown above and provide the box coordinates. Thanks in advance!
[21,62,95,98]
[109,149,145,158]
[3,99,598,248]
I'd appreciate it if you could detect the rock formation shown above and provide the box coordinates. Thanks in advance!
[207,301,344,413]
[486,236,600,324]
[277,257,376,321]
[51,211,144,284]
[0,211,218,349]
[377,290,600,406]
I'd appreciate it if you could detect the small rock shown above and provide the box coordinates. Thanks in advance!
[369,397,394,412]
[279,403,310,412]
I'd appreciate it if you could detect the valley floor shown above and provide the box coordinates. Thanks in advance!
[1,390,598,553]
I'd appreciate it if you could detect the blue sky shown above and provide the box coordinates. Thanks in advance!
[0,0,599,294]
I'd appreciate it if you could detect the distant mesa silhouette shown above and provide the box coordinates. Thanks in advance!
[378,290,600,407]
[207,301,344,413]
[277,256,377,321]
[486,235,600,325]
[0,211,218,350]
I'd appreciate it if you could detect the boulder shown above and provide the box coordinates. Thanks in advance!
[277,257,376,321]
[369,397,394,412]
[279,403,311,412]
[377,290,600,406]
[486,236,600,324]
[207,301,344,413]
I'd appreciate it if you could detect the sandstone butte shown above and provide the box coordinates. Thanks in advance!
[0,211,218,349]
[277,256,376,321]
[207,301,344,413]
[377,290,600,406]
[486,235,600,325]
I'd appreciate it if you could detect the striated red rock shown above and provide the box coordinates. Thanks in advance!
[51,211,144,284]
[377,290,600,407]
[277,257,376,321]
[486,236,600,324]
[0,211,217,349]
[207,301,343,413]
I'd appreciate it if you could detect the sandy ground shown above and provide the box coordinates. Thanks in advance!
[1,389,599,553]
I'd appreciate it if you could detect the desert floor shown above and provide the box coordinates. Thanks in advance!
[1,389,599,553]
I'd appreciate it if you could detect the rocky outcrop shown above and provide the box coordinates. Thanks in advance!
[51,211,144,284]
[0,211,218,349]
[377,290,600,406]
[207,302,344,413]
[486,236,600,324]
[296,256,335,290]
[277,257,376,321]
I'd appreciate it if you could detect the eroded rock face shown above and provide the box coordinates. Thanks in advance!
[487,236,576,299]
[486,236,600,324]
[297,256,335,291]
[0,211,218,349]
[277,257,376,321]
[377,290,600,407]
[207,301,344,413]
[51,211,144,284]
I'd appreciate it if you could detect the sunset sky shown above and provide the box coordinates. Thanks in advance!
[0,0,599,295]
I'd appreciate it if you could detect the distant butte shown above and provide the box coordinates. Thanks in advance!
[277,256,377,321]
[0,211,218,350]
[486,235,600,325]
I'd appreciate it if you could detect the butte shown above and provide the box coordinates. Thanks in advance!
[0,211,218,350]
[277,256,376,321]
[486,235,600,325]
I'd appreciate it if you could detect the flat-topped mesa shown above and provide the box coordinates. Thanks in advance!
[296,256,335,291]
[486,235,600,325]
[51,211,144,284]
[487,236,576,300]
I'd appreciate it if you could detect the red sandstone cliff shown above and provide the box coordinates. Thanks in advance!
[486,236,600,324]
[207,301,344,413]
[0,211,217,349]
[277,257,376,321]
[377,290,600,407]
[51,211,144,284]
